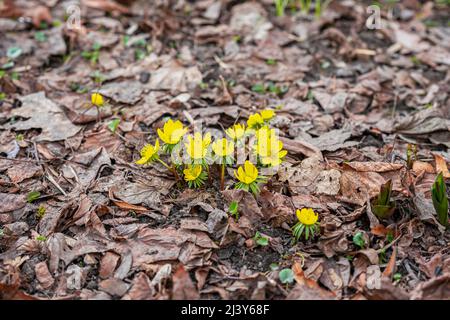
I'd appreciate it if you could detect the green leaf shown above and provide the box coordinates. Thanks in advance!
[7,47,22,60]
[34,31,47,42]
[431,172,449,227]
[269,263,279,271]
[27,191,41,203]
[108,119,121,133]
[36,235,47,242]
[229,201,238,215]
[254,231,269,246]
[279,268,294,284]
[378,179,392,206]
[251,83,265,94]
[393,273,402,281]
[353,232,366,249]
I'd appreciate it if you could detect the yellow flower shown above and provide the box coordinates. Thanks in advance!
[235,161,258,184]
[256,138,287,166]
[183,165,203,182]
[135,140,160,165]
[247,113,264,129]
[255,125,276,142]
[212,138,235,157]
[296,208,319,226]
[185,132,211,160]
[226,124,246,141]
[91,93,104,107]
[157,119,187,145]
[260,109,275,121]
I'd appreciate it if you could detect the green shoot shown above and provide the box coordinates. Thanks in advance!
[279,268,294,284]
[274,0,289,17]
[27,191,41,203]
[254,231,269,246]
[431,172,448,227]
[353,232,366,249]
[371,179,395,219]
[108,119,121,133]
[228,201,239,221]
[36,206,46,220]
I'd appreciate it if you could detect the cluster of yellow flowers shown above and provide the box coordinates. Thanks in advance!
[91,92,318,241]
[135,109,287,195]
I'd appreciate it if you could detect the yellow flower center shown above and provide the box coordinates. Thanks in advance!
[135,140,160,165]
[296,208,319,226]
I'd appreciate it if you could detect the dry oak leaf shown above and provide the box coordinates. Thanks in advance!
[172,265,200,300]
[0,193,26,213]
[287,262,337,300]
[7,92,81,142]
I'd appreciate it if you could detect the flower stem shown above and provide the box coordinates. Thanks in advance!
[157,158,181,181]
[220,162,225,191]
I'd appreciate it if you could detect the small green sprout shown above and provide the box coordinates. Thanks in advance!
[279,268,294,284]
[386,232,394,243]
[274,0,289,17]
[0,92,5,101]
[406,144,417,169]
[266,58,277,65]
[431,172,449,228]
[251,83,266,94]
[269,263,279,271]
[36,235,47,242]
[27,191,41,203]
[7,47,22,60]
[353,232,366,249]
[108,119,121,133]
[10,72,20,80]
[393,273,402,282]
[254,231,269,247]
[0,228,4,238]
[228,201,239,221]
[36,206,46,220]
[371,179,395,219]
[82,42,101,65]
[34,31,47,42]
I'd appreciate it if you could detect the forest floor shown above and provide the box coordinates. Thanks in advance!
[0,0,449,300]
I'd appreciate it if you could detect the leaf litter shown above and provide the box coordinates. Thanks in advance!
[0,0,449,301]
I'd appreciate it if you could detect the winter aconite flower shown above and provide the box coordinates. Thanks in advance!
[292,208,320,241]
[91,92,104,107]
[185,132,212,163]
[135,140,160,165]
[255,137,287,167]
[157,119,188,152]
[212,138,234,161]
[226,124,246,141]
[184,165,207,188]
[212,138,235,190]
[247,113,264,129]
[260,109,275,121]
[234,160,265,195]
